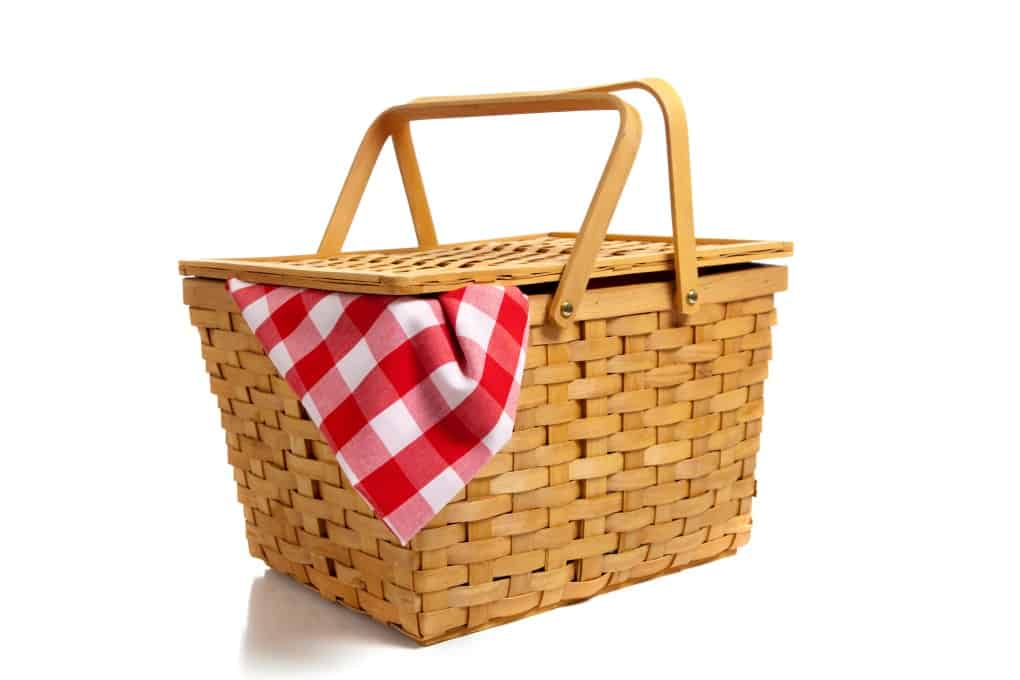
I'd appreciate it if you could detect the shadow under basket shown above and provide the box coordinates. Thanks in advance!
[179,78,792,643]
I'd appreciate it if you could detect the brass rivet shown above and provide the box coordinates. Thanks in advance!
[686,289,699,305]
[560,300,574,318]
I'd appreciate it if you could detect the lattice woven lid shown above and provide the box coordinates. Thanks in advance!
[179,232,791,296]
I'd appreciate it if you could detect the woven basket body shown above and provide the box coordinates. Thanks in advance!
[180,78,791,642]
[183,263,785,643]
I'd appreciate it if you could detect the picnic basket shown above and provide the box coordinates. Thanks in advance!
[180,78,792,643]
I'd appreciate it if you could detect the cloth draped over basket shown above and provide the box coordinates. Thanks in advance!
[227,278,530,544]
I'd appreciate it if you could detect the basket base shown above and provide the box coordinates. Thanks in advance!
[270,547,738,645]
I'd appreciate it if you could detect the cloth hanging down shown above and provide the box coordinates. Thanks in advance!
[227,279,530,544]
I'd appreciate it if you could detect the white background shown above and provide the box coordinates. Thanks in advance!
[2,1,1018,678]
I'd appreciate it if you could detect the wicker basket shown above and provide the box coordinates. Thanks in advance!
[180,78,792,643]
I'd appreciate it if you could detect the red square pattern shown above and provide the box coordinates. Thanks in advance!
[227,279,529,544]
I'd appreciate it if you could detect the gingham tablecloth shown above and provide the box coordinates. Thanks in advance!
[227,279,529,544]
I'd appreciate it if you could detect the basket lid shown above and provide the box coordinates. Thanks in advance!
[178,232,792,295]
[181,79,796,325]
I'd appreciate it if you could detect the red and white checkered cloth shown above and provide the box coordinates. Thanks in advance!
[227,278,529,544]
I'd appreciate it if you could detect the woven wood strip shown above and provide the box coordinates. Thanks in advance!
[183,264,786,643]
[179,233,792,295]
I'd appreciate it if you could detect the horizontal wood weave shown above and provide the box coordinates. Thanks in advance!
[183,264,784,643]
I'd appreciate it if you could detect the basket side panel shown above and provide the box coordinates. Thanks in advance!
[182,265,784,643]
[184,277,425,639]
[413,271,777,640]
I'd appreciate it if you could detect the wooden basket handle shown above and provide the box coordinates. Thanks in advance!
[318,79,700,325]
[407,79,701,322]
[564,79,698,319]
[317,91,643,327]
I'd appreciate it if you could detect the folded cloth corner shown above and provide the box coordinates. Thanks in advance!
[227,279,529,544]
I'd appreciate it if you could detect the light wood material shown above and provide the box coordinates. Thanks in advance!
[180,233,792,296]
[391,123,438,249]
[315,79,701,321]
[411,78,700,317]
[315,91,642,326]
[182,263,788,643]
[180,79,792,324]
[181,77,787,324]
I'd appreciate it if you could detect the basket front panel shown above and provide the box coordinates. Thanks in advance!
[184,274,776,643]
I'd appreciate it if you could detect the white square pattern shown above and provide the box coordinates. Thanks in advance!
[454,300,496,349]
[389,298,440,338]
[268,342,295,376]
[419,467,464,512]
[429,362,478,410]
[308,295,345,337]
[227,279,254,293]
[336,337,375,389]
[369,399,424,454]
[241,295,271,332]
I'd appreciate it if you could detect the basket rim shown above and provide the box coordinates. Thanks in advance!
[179,232,792,296]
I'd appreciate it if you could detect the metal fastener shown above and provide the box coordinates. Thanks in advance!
[686,289,699,305]
[560,300,574,318]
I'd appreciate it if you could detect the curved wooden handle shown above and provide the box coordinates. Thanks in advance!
[318,92,643,328]
[570,79,698,318]
[413,78,700,319]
